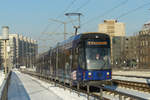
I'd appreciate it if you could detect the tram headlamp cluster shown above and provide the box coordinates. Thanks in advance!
[88,72,92,76]
[107,72,110,75]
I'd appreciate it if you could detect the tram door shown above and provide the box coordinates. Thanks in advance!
[65,49,72,79]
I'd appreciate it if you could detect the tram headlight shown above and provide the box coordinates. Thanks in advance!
[88,72,92,76]
[107,72,110,75]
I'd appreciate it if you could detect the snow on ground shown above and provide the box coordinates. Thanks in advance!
[0,70,5,88]
[9,71,90,100]
[113,70,150,77]
[112,70,150,84]
[25,72,119,100]
[9,70,150,100]
[26,68,36,72]
[19,71,141,100]
[21,72,122,100]
[22,71,94,100]
[8,71,31,100]
[112,76,150,84]
[26,73,88,100]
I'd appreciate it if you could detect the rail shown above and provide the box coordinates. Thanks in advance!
[0,71,12,100]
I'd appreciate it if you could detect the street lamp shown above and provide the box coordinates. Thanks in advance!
[0,26,9,78]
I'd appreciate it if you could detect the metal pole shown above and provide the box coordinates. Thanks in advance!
[100,88,103,100]
[69,81,72,93]
[77,82,80,96]
[77,82,80,90]
[29,54,32,68]
[56,47,59,81]
[87,85,90,100]
[49,19,69,40]
[4,40,7,78]
[64,23,66,40]
[79,15,80,28]
[74,27,78,36]
[119,95,122,100]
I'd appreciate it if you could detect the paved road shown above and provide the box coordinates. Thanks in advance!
[8,71,62,100]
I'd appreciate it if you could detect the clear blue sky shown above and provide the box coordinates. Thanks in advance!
[0,0,150,52]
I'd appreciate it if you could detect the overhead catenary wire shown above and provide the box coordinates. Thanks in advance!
[50,0,91,36]
[73,0,91,12]
[40,0,77,52]
[87,1,150,32]
[57,0,78,18]
[44,0,78,37]
[116,2,150,20]
[65,0,91,32]
[43,0,90,37]
[45,24,63,35]
[41,23,51,34]
[39,0,128,43]
[41,0,78,35]
[82,0,129,26]
[39,0,78,51]
[38,0,150,52]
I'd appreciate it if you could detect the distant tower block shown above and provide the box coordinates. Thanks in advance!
[98,20,125,36]
[2,26,9,40]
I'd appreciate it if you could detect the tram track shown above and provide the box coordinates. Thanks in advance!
[112,79,150,93]
[21,70,150,100]
[112,75,150,93]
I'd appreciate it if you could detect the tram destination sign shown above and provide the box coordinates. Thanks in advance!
[87,41,107,45]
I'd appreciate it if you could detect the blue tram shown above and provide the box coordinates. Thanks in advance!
[49,32,111,83]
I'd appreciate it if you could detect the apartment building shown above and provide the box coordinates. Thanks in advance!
[138,22,150,68]
[0,26,38,69]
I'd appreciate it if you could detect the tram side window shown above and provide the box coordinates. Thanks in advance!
[72,48,78,70]
[61,50,66,74]
[58,49,63,71]
[51,52,56,75]
[62,51,66,72]
[79,48,85,69]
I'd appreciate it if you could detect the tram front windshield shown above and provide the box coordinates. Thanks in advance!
[86,47,110,70]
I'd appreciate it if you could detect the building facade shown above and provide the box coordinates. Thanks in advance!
[98,20,150,69]
[111,36,125,67]
[138,22,150,68]
[0,27,38,69]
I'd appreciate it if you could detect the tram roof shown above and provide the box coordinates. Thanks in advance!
[54,32,109,48]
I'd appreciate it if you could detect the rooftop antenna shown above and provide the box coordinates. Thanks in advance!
[65,13,82,35]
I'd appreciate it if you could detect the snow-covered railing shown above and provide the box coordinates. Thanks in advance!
[0,71,12,100]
